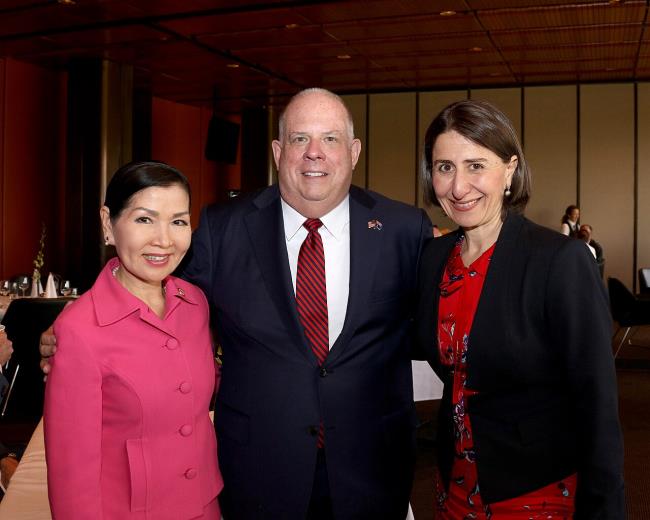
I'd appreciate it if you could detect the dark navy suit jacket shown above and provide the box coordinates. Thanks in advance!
[181,184,431,519]
[415,213,624,519]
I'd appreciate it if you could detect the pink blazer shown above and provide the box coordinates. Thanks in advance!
[44,257,223,519]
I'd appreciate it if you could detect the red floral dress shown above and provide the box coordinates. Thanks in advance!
[435,237,577,520]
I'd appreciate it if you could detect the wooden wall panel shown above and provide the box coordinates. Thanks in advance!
[341,94,367,189]
[637,82,650,282]
[524,86,577,230]
[151,98,241,228]
[368,93,416,205]
[580,84,635,287]
[418,90,468,231]
[0,59,5,279]
[1,59,66,280]
[471,88,522,139]
[152,97,204,227]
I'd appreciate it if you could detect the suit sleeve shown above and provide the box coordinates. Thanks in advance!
[546,238,624,519]
[44,319,103,519]
[410,209,434,361]
[178,206,217,300]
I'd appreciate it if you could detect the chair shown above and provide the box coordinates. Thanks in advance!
[639,268,650,294]
[607,277,650,357]
[0,298,72,420]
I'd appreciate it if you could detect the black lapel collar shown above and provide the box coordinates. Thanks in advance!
[423,230,460,375]
[326,186,381,364]
[244,185,315,364]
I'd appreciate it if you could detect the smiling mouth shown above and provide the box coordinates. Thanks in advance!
[302,171,327,177]
[451,198,481,211]
[143,254,170,263]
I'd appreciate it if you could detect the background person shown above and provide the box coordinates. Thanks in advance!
[416,100,624,518]
[0,331,19,493]
[560,204,580,237]
[580,223,605,277]
[44,161,222,519]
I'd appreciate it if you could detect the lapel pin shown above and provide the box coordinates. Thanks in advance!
[367,219,383,231]
[177,288,185,296]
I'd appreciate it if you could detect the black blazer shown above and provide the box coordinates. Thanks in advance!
[415,213,624,519]
[181,185,431,519]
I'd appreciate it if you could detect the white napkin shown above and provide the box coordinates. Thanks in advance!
[45,273,58,298]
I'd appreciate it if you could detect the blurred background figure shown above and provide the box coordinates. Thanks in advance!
[580,224,605,277]
[560,204,580,237]
[0,329,21,495]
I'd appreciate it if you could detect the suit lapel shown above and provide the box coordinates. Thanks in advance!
[467,213,523,386]
[244,186,315,364]
[326,187,381,363]
[422,232,458,376]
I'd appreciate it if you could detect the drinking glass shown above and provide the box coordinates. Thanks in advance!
[18,276,30,297]
[0,280,9,297]
[60,280,72,297]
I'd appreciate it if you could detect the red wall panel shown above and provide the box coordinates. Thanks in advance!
[152,97,241,228]
[0,59,66,280]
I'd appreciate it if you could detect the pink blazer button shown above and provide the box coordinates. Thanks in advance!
[179,424,193,436]
[184,468,197,480]
[165,338,179,350]
[179,381,192,394]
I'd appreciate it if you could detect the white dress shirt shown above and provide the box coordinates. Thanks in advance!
[282,196,350,349]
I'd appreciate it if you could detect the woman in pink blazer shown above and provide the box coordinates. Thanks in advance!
[44,161,223,519]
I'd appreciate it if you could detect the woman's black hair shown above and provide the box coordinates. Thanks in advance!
[104,161,191,220]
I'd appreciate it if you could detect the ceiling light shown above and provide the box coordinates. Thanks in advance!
[226,63,240,68]
[608,0,623,4]
[469,46,483,52]
[57,0,76,4]
[337,54,351,60]
[440,10,456,16]
[285,23,300,29]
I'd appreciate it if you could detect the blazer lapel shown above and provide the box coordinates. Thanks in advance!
[244,186,315,364]
[421,232,458,376]
[326,187,382,363]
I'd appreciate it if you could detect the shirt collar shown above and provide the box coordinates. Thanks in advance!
[92,257,197,326]
[281,195,350,242]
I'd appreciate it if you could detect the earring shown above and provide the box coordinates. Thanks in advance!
[104,236,110,246]
[504,186,511,197]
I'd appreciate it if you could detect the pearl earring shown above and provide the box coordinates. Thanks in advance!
[105,236,110,246]
[504,186,511,197]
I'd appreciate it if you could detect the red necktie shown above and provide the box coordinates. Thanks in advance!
[296,218,328,447]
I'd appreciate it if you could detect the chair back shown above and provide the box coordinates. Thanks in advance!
[639,268,650,294]
[607,277,635,325]
[0,298,71,420]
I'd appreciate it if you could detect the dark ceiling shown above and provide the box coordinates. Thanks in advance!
[1,0,649,113]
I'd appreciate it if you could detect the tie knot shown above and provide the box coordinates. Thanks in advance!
[304,218,323,233]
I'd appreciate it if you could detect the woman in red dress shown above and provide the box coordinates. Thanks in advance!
[415,100,624,519]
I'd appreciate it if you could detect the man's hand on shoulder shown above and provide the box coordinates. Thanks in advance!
[39,325,57,379]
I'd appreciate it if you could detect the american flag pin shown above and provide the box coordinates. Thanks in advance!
[177,288,185,296]
[367,219,383,230]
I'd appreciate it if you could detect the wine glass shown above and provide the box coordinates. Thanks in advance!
[60,280,72,297]
[18,276,30,297]
[0,280,9,297]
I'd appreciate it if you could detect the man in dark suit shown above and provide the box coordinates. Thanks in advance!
[41,88,431,519]
[182,88,431,519]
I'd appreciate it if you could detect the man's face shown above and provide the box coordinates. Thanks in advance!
[272,92,361,218]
